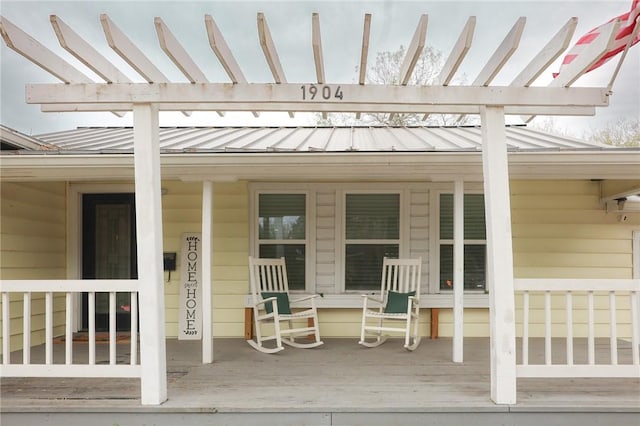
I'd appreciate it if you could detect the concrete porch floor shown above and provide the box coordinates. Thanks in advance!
[1,337,638,425]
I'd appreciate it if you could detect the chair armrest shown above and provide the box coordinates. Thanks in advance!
[254,297,277,308]
[362,294,384,305]
[289,294,320,304]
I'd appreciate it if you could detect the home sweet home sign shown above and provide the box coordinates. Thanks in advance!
[178,233,202,340]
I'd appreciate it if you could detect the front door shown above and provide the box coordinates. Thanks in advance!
[82,193,138,331]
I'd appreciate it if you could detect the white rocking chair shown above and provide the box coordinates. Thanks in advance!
[359,257,422,351]
[247,256,323,353]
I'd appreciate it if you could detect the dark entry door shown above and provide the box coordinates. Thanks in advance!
[82,193,138,331]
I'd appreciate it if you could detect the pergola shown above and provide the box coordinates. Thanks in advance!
[0,10,635,405]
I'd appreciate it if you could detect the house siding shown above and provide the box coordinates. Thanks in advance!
[1,178,636,345]
[0,182,67,353]
[511,179,638,338]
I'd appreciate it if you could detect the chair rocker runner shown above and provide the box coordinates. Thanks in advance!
[247,256,323,353]
[359,257,423,351]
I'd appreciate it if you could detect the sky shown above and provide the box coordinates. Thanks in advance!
[0,0,638,137]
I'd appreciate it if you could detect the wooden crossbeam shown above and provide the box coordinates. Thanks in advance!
[457,16,525,122]
[424,16,476,120]
[312,13,327,119]
[510,17,577,87]
[154,17,223,117]
[522,18,621,123]
[258,12,294,118]
[474,17,526,86]
[436,16,476,86]
[100,13,190,117]
[27,83,608,110]
[391,14,427,120]
[551,19,621,88]
[355,13,371,119]
[0,15,92,83]
[204,14,258,118]
[49,15,127,117]
[50,15,129,84]
[399,14,428,85]
[39,103,596,116]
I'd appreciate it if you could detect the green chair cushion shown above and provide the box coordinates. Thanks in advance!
[261,292,291,315]
[384,290,416,314]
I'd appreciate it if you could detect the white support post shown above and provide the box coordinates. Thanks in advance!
[453,178,464,363]
[202,180,214,364]
[480,106,517,405]
[133,103,167,405]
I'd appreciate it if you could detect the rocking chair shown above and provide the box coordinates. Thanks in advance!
[359,257,422,350]
[247,256,323,353]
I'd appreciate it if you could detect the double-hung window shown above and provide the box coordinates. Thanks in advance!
[438,193,486,291]
[344,193,400,291]
[257,193,307,290]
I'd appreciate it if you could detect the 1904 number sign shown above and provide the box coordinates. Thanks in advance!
[300,84,344,100]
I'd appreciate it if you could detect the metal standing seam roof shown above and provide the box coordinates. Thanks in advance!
[22,125,612,154]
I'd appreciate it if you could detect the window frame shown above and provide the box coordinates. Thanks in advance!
[250,187,314,293]
[340,189,406,293]
[429,187,487,294]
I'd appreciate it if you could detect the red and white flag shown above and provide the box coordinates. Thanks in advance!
[554,0,640,78]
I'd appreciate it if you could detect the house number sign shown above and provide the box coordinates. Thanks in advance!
[178,232,202,340]
[300,84,344,100]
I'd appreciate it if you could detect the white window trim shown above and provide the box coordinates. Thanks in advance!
[339,189,407,293]
[633,230,640,280]
[429,186,487,294]
[249,186,315,293]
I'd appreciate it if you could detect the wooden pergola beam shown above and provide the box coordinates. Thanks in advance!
[27,82,609,108]
[355,13,371,119]
[100,14,191,117]
[204,14,258,118]
[154,17,224,117]
[312,13,327,119]
[0,15,92,83]
[258,12,293,118]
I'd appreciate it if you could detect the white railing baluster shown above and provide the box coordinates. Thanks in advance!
[65,292,73,365]
[0,280,140,379]
[588,291,595,365]
[109,291,116,365]
[2,292,9,365]
[609,291,617,365]
[22,292,30,365]
[45,292,53,365]
[545,290,551,365]
[514,279,639,379]
[566,291,573,366]
[631,291,639,365]
[522,291,529,365]
[89,291,96,365]
[130,292,138,365]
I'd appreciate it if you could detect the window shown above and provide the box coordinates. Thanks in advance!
[257,193,306,290]
[438,193,486,291]
[344,193,400,291]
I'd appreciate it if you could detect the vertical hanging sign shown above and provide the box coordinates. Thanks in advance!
[179,233,202,340]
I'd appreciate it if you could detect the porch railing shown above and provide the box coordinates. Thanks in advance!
[0,279,140,378]
[514,278,640,378]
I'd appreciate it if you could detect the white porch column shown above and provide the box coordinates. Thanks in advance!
[202,180,214,364]
[453,178,464,363]
[133,103,167,405]
[480,106,517,404]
